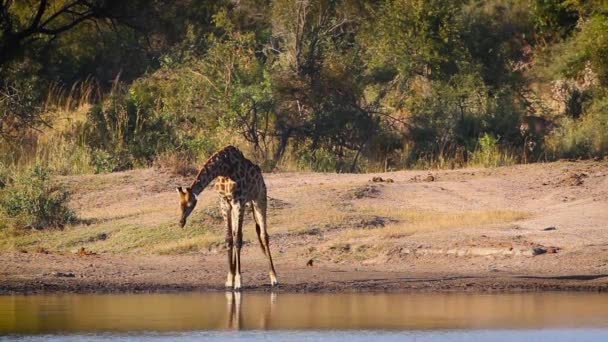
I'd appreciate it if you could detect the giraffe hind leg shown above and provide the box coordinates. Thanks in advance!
[252,199,278,286]
[252,205,267,256]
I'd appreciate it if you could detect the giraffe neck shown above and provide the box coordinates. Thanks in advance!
[190,146,241,195]
[190,166,220,196]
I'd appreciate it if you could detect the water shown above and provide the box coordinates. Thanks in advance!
[1,292,608,341]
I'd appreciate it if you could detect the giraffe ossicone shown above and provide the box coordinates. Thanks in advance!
[177,145,278,290]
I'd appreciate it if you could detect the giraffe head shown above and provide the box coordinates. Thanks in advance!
[176,186,198,228]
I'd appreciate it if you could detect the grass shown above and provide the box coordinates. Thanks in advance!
[1,219,224,255]
[311,208,530,262]
[0,165,532,264]
[339,209,530,240]
[0,167,225,254]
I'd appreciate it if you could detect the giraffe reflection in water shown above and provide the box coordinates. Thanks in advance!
[225,291,277,330]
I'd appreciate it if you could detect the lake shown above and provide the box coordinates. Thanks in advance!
[1,292,608,341]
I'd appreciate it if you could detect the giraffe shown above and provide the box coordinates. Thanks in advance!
[176,145,278,290]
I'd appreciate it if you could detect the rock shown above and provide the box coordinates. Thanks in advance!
[53,272,75,278]
[532,247,547,256]
[348,185,380,199]
[76,247,97,256]
[424,175,435,182]
[371,177,394,183]
[35,247,50,254]
[86,233,108,242]
[306,259,314,267]
[561,172,588,186]
[543,226,557,231]
[300,227,321,235]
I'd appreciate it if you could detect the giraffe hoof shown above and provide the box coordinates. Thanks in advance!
[225,273,234,288]
[234,275,242,291]
[270,272,278,287]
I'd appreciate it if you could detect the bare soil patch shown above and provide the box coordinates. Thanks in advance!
[1,160,608,293]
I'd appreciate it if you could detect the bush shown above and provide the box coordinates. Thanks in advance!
[82,85,176,171]
[545,93,608,159]
[295,148,341,173]
[154,151,198,177]
[469,133,517,167]
[0,165,76,229]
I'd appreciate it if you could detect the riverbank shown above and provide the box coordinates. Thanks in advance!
[1,160,607,294]
[2,252,608,294]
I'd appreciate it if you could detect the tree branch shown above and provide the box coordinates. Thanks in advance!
[29,0,48,31]
[39,0,83,28]
[38,12,94,35]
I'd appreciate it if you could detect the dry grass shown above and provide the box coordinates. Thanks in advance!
[340,209,530,240]
[1,219,224,255]
[311,208,530,262]
[153,151,198,177]
[0,165,531,261]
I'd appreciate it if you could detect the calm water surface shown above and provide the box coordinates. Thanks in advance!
[1,292,608,340]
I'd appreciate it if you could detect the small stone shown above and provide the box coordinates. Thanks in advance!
[424,175,435,182]
[53,272,75,278]
[532,247,547,256]
[543,226,557,231]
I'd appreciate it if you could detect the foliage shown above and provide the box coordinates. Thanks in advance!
[546,93,608,158]
[0,165,75,229]
[82,84,176,171]
[469,133,517,167]
[532,0,579,41]
[558,14,608,86]
[1,0,608,175]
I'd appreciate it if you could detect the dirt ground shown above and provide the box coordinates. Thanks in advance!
[1,160,608,294]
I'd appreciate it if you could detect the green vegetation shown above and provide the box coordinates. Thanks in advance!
[1,0,607,179]
[0,164,75,229]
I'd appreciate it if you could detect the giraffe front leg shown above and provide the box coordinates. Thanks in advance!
[233,228,243,291]
[220,198,235,289]
[231,201,245,291]
[225,235,235,288]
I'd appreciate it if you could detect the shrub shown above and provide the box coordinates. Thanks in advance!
[0,165,76,229]
[469,133,517,167]
[154,151,198,177]
[546,94,608,159]
[0,162,8,189]
[295,148,340,173]
[82,84,176,171]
